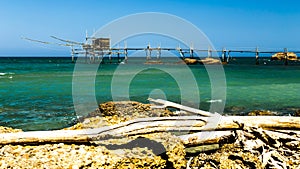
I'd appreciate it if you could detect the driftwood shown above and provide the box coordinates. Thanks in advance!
[148,98,213,117]
[1,115,300,145]
[178,130,235,146]
[0,99,300,148]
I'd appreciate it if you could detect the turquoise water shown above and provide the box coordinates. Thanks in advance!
[0,57,299,131]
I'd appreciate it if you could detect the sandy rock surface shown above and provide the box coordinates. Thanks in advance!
[0,101,186,169]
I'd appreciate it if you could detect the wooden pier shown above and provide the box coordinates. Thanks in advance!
[23,36,300,65]
[70,38,300,65]
[73,43,300,65]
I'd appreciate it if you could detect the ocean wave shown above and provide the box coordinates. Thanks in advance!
[0,72,15,76]
[206,99,222,103]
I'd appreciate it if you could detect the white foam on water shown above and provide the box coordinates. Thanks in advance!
[0,72,15,76]
[206,99,222,103]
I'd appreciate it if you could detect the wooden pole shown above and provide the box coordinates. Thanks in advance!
[125,49,128,63]
[284,48,288,65]
[71,46,74,63]
[227,51,231,62]
[117,52,120,63]
[208,46,212,58]
[85,49,88,63]
[109,51,112,64]
[190,43,194,58]
[146,43,151,60]
[222,48,227,64]
[124,41,128,63]
[255,47,259,65]
[92,51,95,63]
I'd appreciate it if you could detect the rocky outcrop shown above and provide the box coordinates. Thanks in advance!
[144,60,163,65]
[271,52,297,61]
[189,144,262,168]
[1,101,300,168]
[0,133,186,169]
[248,110,277,116]
[0,126,22,133]
[184,57,221,65]
[199,57,221,65]
[81,101,173,126]
[295,109,300,116]
[184,58,198,64]
[0,101,186,169]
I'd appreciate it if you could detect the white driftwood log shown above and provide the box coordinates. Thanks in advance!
[0,115,300,145]
[0,99,300,146]
[178,130,234,146]
[148,98,213,117]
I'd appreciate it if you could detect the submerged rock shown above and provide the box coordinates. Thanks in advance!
[271,52,297,61]
[144,60,163,65]
[248,110,277,116]
[184,58,198,64]
[199,57,221,65]
[224,106,246,115]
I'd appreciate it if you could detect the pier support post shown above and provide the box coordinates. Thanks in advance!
[146,44,151,60]
[85,50,88,63]
[125,49,128,63]
[109,52,112,64]
[71,47,75,63]
[157,47,161,60]
[255,47,259,65]
[227,51,231,62]
[190,43,194,58]
[284,48,288,65]
[124,41,128,63]
[208,46,212,58]
[222,48,227,64]
[92,52,95,64]
[179,49,184,59]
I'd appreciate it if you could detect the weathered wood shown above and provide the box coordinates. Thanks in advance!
[178,130,234,146]
[1,99,300,146]
[1,115,300,145]
[148,98,213,117]
[215,116,300,130]
[0,116,208,145]
[0,130,91,144]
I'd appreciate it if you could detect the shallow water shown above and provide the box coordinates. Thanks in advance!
[0,57,299,130]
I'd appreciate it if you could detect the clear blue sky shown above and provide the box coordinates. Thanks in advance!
[0,0,299,56]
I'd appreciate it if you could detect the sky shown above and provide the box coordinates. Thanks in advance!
[0,0,300,56]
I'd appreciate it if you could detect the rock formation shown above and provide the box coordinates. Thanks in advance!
[271,52,297,61]
[184,58,198,64]
[198,57,221,65]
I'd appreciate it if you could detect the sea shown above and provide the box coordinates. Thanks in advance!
[0,56,299,131]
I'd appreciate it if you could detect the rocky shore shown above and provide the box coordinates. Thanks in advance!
[0,101,300,168]
[0,102,186,169]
